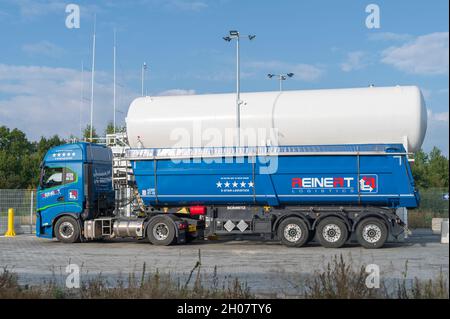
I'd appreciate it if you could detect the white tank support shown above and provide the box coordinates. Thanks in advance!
[126,86,427,151]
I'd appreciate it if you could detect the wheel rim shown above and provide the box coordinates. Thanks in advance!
[362,224,382,243]
[153,223,169,241]
[284,224,302,242]
[59,222,74,239]
[322,224,342,243]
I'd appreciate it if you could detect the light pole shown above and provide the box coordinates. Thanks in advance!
[267,73,294,92]
[141,62,148,96]
[89,15,97,142]
[223,30,255,146]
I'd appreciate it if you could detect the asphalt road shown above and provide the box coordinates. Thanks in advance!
[0,229,448,295]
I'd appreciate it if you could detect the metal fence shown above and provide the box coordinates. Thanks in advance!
[418,188,449,216]
[0,189,36,234]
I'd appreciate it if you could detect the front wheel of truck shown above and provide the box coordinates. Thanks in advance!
[55,216,81,243]
[147,217,176,246]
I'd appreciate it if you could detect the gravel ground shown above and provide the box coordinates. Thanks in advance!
[0,229,448,295]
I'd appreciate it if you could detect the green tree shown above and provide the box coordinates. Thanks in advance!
[412,149,430,189]
[104,121,121,135]
[83,124,98,142]
[428,147,449,188]
[412,147,449,189]
[0,126,33,188]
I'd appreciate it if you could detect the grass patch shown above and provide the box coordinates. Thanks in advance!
[408,210,448,229]
[300,255,448,299]
[1,253,448,299]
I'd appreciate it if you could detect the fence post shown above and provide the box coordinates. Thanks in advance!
[30,190,34,234]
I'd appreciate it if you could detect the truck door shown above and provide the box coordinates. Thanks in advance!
[37,163,81,236]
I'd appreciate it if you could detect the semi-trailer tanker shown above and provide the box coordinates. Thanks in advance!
[36,86,427,248]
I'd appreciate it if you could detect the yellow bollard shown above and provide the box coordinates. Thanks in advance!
[4,208,16,237]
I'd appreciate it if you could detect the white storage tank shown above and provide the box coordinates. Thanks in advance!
[126,86,427,152]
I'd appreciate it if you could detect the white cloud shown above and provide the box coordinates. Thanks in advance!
[340,51,369,72]
[428,110,449,122]
[138,0,208,12]
[8,0,65,18]
[367,32,413,42]
[158,89,196,96]
[0,64,137,140]
[423,110,449,156]
[165,0,208,11]
[248,60,325,82]
[4,0,102,22]
[381,32,449,75]
[22,41,64,58]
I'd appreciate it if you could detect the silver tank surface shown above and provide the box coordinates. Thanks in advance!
[113,219,144,238]
[126,86,427,152]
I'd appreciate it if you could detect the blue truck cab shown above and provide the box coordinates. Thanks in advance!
[36,143,115,239]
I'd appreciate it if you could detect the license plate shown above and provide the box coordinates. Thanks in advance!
[188,224,197,232]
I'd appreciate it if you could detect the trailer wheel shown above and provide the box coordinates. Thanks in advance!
[316,217,348,248]
[356,218,388,249]
[55,216,81,243]
[278,217,309,247]
[147,217,176,246]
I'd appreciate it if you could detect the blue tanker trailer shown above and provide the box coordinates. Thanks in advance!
[35,86,426,248]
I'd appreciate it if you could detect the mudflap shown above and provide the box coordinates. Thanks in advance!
[176,228,187,244]
[182,218,206,243]
[389,217,410,242]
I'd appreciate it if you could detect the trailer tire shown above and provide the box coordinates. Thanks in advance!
[278,217,310,247]
[356,218,388,249]
[316,217,348,248]
[54,216,81,243]
[147,217,176,246]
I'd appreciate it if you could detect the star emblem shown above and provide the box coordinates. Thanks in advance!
[240,181,246,187]
[216,181,222,188]
[224,182,230,188]
[248,182,254,188]
[232,181,238,188]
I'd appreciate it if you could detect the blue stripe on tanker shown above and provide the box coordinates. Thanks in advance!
[129,143,419,208]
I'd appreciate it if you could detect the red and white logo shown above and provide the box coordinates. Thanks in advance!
[68,190,78,200]
[292,177,354,189]
[359,175,378,193]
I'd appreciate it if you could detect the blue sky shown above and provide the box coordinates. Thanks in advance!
[0,0,448,154]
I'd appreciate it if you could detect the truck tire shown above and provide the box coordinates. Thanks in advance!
[147,217,176,246]
[316,217,348,248]
[356,217,388,249]
[54,216,81,243]
[278,217,310,247]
